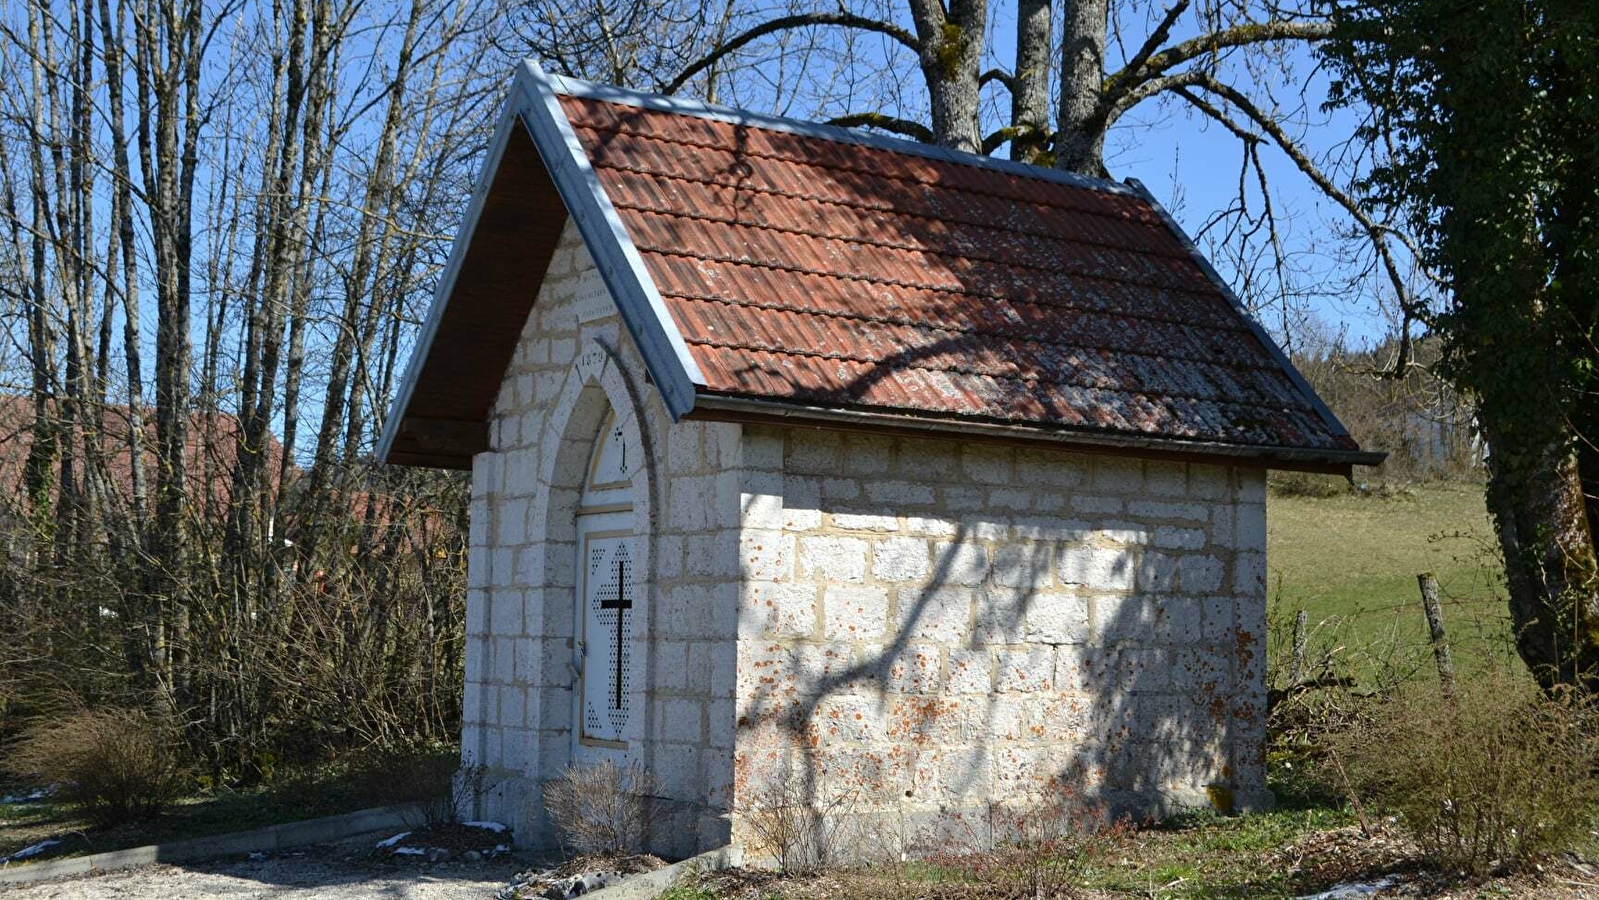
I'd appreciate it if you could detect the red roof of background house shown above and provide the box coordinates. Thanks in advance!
[0,396,457,556]
[0,396,285,520]
[378,64,1380,472]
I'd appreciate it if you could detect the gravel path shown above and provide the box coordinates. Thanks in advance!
[0,845,521,900]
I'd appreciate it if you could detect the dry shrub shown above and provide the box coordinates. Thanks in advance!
[738,776,859,873]
[915,798,1130,900]
[2,708,187,827]
[1269,471,1350,499]
[544,760,658,855]
[1326,672,1599,875]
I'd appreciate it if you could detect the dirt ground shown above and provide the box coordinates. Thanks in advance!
[0,841,521,900]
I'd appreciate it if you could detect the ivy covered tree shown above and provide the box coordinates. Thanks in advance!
[1324,0,1599,689]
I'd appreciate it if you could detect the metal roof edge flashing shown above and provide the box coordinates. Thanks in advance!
[691,393,1387,472]
[515,61,705,421]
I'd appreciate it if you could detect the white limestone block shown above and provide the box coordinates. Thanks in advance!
[1154,526,1207,551]
[1092,457,1143,493]
[960,445,1013,484]
[896,586,974,643]
[873,537,931,582]
[1058,547,1135,591]
[1178,555,1225,593]
[823,585,890,641]
[832,513,899,532]
[740,530,796,581]
[932,540,990,586]
[799,535,869,583]
[1138,552,1178,593]
[1015,449,1088,487]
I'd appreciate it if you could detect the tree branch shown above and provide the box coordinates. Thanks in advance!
[826,112,934,143]
[982,124,1044,155]
[1165,75,1429,362]
[663,13,920,95]
[1142,20,1334,77]
[980,68,1014,92]
[1103,19,1334,109]
[1104,69,1207,125]
[1118,0,1191,91]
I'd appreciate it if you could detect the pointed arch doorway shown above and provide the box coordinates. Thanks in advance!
[572,409,638,766]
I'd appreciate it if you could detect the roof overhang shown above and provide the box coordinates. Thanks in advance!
[689,393,1386,476]
[377,61,703,468]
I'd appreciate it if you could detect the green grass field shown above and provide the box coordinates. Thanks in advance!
[1266,479,1515,680]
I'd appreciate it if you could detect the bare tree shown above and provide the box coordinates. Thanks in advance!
[0,0,500,773]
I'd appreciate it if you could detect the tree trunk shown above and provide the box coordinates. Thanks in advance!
[1056,0,1109,175]
[99,0,148,544]
[1011,0,1051,164]
[1580,422,1599,568]
[906,0,983,152]
[1480,410,1599,691]
[133,0,205,706]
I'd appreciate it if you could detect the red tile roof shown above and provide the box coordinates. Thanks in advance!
[557,93,1360,455]
[378,64,1377,471]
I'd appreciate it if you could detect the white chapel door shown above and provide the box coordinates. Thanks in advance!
[572,413,638,765]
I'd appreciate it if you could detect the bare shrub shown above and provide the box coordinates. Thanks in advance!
[1326,671,1599,875]
[738,775,859,873]
[1263,603,1384,769]
[1269,471,1350,499]
[544,760,659,855]
[2,708,187,827]
[911,797,1130,900]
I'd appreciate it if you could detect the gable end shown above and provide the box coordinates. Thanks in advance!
[378,61,703,468]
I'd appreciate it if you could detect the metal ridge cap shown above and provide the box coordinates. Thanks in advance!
[690,392,1389,468]
[540,68,1142,200]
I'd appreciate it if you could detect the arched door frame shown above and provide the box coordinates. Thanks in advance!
[528,337,657,774]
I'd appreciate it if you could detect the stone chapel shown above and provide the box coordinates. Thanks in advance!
[379,60,1382,858]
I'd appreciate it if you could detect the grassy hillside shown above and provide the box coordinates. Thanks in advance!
[1266,479,1515,679]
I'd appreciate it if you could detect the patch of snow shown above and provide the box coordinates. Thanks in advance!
[3,839,62,863]
[1296,876,1401,900]
[374,832,411,849]
[492,845,510,854]
[461,821,508,833]
[391,847,427,857]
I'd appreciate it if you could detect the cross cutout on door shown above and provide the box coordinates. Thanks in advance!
[598,554,630,710]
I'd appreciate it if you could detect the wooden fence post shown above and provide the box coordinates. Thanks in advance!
[1290,609,1308,685]
[1417,572,1456,695]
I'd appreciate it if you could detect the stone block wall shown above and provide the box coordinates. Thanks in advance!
[458,220,1271,861]
[463,220,739,857]
[732,426,1269,852]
